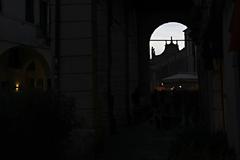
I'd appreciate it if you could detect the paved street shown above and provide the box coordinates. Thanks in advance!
[98,121,179,160]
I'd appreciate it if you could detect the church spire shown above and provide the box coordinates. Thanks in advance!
[170,36,173,44]
[151,47,156,58]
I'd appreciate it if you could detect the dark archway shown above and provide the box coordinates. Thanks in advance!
[0,46,51,92]
[136,11,195,103]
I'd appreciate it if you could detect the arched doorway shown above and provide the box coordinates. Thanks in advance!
[0,46,51,92]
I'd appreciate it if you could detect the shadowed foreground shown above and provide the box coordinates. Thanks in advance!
[97,121,178,160]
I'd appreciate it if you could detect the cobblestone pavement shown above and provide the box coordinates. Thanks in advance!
[97,121,179,160]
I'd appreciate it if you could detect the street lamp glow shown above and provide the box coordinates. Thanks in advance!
[15,82,20,92]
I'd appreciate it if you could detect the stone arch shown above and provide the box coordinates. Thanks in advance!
[150,21,188,40]
[149,22,188,58]
[0,46,51,92]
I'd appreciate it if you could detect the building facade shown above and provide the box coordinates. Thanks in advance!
[0,0,52,92]
[49,0,141,159]
[195,0,240,158]
[150,30,198,91]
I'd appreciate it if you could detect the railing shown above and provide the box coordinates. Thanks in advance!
[150,39,192,41]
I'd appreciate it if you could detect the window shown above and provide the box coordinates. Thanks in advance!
[36,79,44,89]
[40,0,48,35]
[0,0,2,12]
[25,0,34,23]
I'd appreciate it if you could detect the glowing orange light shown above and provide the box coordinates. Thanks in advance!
[15,82,20,92]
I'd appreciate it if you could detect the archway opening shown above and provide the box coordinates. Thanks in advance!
[149,22,199,131]
[0,46,51,92]
[149,22,187,59]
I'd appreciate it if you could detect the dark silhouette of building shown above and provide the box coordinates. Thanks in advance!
[150,31,198,91]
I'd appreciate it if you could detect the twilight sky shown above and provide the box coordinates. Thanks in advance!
[149,22,187,59]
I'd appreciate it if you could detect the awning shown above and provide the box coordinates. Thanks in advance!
[162,73,198,82]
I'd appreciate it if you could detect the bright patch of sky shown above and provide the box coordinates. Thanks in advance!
[149,22,187,59]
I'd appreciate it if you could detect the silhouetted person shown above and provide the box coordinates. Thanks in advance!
[151,47,156,58]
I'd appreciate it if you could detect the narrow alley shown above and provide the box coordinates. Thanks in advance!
[0,0,239,160]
